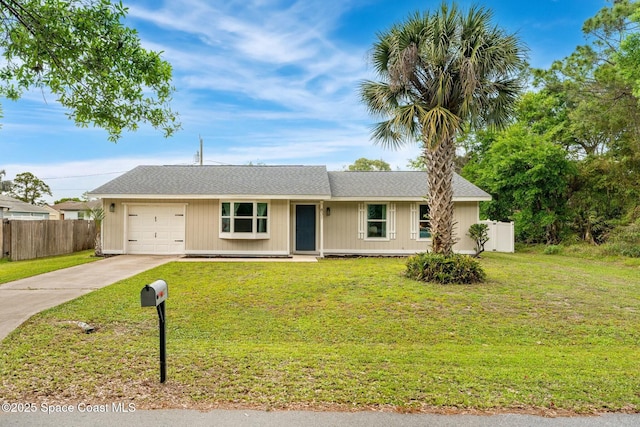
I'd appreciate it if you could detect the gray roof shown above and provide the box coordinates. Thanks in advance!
[328,171,490,200]
[51,200,101,212]
[0,195,51,213]
[89,165,490,201]
[90,165,332,198]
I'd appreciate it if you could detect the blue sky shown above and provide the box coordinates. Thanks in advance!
[1,0,606,203]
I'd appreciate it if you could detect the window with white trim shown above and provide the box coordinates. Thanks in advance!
[410,203,431,240]
[367,204,387,238]
[358,203,395,240]
[220,201,269,239]
[418,204,431,239]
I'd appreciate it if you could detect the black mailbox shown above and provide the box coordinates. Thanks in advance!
[141,280,168,307]
[140,279,168,383]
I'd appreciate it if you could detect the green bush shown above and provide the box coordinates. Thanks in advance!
[543,245,562,255]
[604,222,640,258]
[467,223,489,257]
[405,252,486,284]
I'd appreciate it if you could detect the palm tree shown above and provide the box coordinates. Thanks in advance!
[0,169,11,193]
[360,2,525,255]
[89,206,105,257]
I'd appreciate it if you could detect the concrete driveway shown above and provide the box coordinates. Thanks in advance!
[0,255,175,341]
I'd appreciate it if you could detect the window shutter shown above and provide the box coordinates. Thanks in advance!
[410,203,417,240]
[389,203,396,239]
[358,203,365,239]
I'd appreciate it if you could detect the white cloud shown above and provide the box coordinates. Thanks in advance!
[127,0,372,124]
[2,0,410,198]
[3,155,192,202]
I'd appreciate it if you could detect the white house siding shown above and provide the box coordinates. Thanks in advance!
[184,199,216,251]
[323,201,478,255]
[2,213,49,220]
[102,198,188,255]
[452,201,481,254]
[101,198,480,256]
[322,202,423,255]
[62,211,80,220]
[185,199,289,256]
[101,198,126,254]
[102,198,290,256]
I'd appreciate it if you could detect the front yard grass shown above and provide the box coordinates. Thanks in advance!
[0,252,639,414]
[0,250,98,285]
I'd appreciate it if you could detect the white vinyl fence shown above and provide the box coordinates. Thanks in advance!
[479,220,515,253]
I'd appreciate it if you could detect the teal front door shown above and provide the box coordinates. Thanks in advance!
[295,205,316,252]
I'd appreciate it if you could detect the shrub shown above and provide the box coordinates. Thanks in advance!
[467,223,489,257]
[543,245,562,255]
[405,252,486,284]
[604,222,640,258]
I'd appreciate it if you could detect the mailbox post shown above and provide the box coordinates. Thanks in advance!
[141,280,168,383]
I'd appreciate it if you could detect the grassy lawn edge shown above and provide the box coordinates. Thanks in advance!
[0,250,99,285]
[1,252,639,414]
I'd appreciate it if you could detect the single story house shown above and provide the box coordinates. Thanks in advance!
[50,200,101,220]
[89,165,491,257]
[43,205,61,220]
[0,194,50,220]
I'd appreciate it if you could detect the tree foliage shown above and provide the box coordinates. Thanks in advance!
[455,1,640,248]
[462,124,576,244]
[53,197,81,204]
[360,1,526,255]
[531,0,640,158]
[0,168,12,192]
[567,156,638,244]
[347,158,391,171]
[467,223,489,258]
[8,171,51,205]
[0,0,179,140]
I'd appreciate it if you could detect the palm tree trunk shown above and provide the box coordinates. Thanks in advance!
[94,231,103,257]
[425,137,456,255]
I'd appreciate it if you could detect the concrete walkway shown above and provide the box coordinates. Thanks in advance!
[0,255,175,341]
[177,255,319,263]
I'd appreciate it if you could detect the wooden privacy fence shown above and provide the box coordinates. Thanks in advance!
[1,219,97,261]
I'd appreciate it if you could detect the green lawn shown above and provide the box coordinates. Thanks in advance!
[1,252,639,413]
[0,250,98,284]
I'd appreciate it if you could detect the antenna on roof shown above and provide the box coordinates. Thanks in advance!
[194,135,204,166]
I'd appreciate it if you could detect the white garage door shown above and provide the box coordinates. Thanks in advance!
[127,205,185,254]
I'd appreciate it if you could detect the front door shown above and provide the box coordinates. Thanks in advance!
[295,205,316,252]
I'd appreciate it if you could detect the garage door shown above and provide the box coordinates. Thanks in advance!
[127,205,185,254]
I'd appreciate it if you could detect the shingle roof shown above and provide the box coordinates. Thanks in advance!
[52,200,101,212]
[0,195,51,213]
[89,165,332,198]
[327,171,490,200]
[89,165,490,201]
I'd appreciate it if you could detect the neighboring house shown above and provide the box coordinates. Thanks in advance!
[50,200,101,220]
[89,165,491,257]
[0,194,50,220]
[43,205,61,220]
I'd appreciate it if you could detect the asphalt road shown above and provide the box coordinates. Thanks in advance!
[1,409,639,427]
